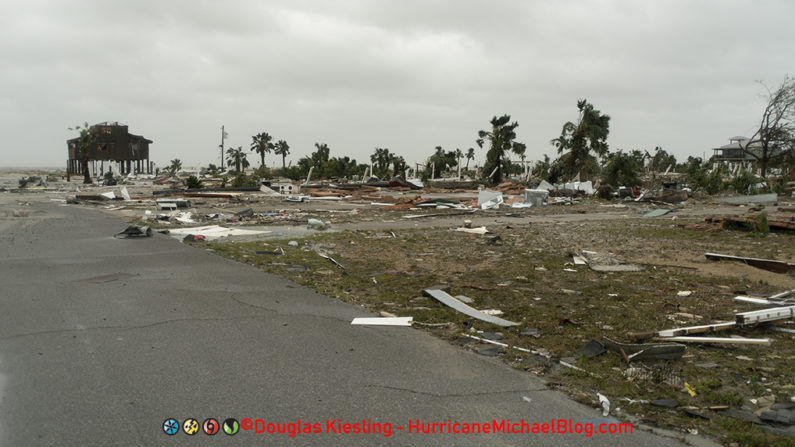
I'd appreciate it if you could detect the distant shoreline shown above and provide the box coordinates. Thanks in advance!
[0,167,64,171]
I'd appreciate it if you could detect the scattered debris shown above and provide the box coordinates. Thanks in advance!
[736,305,795,325]
[350,317,413,326]
[18,176,45,188]
[165,225,271,241]
[235,208,255,218]
[114,225,152,238]
[308,218,329,230]
[315,250,344,269]
[660,336,770,345]
[255,247,285,256]
[597,393,610,417]
[523,189,549,207]
[706,252,795,274]
[677,290,693,297]
[182,234,206,242]
[486,235,503,245]
[682,408,710,420]
[155,198,191,209]
[624,364,683,388]
[454,226,489,235]
[650,398,680,409]
[477,346,502,356]
[574,340,606,358]
[573,249,644,272]
[478,189,504,210]
[602,337,685,362]
[696,213,795,232]
[462,334,595,376]
[643,209,673,218]
[119,186,131,201]
[480,331,503,341]
[422,288,518,326]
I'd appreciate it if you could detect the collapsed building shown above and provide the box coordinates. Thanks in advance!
[67,122,153,177]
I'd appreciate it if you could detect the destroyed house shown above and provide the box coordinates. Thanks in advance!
[67,122,153,176]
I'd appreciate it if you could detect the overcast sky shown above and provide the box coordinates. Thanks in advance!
[1,0,793,169]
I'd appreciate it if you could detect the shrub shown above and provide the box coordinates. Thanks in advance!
[185,175,203,189]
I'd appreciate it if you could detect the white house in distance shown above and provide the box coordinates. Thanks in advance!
[710,136,761,173]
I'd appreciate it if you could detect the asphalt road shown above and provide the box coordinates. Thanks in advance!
[0,201,690,446]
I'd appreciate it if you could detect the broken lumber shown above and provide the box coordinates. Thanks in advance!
[422,288,518,327]
[705,252,795,274]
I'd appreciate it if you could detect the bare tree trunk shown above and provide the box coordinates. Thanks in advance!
[81,159,91,184]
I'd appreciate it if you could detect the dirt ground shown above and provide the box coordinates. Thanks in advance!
[3,169,795,446]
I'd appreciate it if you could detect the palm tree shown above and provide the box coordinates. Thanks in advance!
[226,146,249,173]
[168,158,182,176]
[274,140,290,168]
[250,132,273,168]
[465,147,475,170]
[550,99,610,180]
[477,115,526,184]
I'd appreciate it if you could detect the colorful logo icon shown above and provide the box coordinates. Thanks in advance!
[183,418,200,435]
[163,418,179,435]
[203,418,219,435]
[223,418,239,435]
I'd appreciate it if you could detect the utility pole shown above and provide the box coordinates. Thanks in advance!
[219,125,228,169]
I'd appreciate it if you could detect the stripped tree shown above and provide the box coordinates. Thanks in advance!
[739,75,795,178]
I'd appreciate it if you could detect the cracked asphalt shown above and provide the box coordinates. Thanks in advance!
[0,200,688,446]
